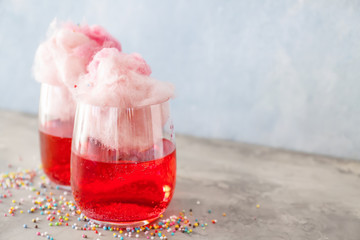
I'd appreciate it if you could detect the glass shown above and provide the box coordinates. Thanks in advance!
[71,100,176,226]
[38,83,75,187]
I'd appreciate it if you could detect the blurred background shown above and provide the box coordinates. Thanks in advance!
[1,0,360,159]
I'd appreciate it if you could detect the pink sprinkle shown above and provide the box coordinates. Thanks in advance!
[36,232,41,236]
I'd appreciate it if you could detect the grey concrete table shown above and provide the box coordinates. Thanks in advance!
[0,109,360,240]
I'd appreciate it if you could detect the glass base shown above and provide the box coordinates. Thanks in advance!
[90,215,160,227]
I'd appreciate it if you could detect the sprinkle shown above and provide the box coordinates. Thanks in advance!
[23,224,27,228]
[208,210,211,214]
[256,204,260,208]
[82,234,87,238]
[222,212,227,217]
[196,200,200,205]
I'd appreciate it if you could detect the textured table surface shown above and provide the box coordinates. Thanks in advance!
[0,109,360,240]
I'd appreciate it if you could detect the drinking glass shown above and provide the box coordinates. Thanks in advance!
[38,83,75,187]
[71,100,176,226]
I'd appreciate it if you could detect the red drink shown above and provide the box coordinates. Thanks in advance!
[71,139,176,224]
[39,120,73,186]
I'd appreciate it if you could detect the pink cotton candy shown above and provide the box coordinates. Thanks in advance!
[33,20,121,121]
[76,48,173,108]
[34,20,121,88]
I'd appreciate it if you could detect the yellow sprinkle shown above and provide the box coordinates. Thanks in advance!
[119,230,123,234]
[256,204,260,208]
[20,210,23,214]
[12,200,16,203]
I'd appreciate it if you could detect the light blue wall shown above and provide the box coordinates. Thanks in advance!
[1,0,360,159]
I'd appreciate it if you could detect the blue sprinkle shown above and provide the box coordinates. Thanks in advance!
[78,217,81,221]
[171,232,175,236]
[50,237,54,240]
[103,226,107,230]
[158,233,162,237]
[47,236,50,239]
[23,224,27,228]
[56,186,60,190]
[40,211,44,215]
[120,237,124,240]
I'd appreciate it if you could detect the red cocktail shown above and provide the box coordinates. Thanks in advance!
[71,100,176,226]
[39,120,73,185]
[72,138,176,222]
